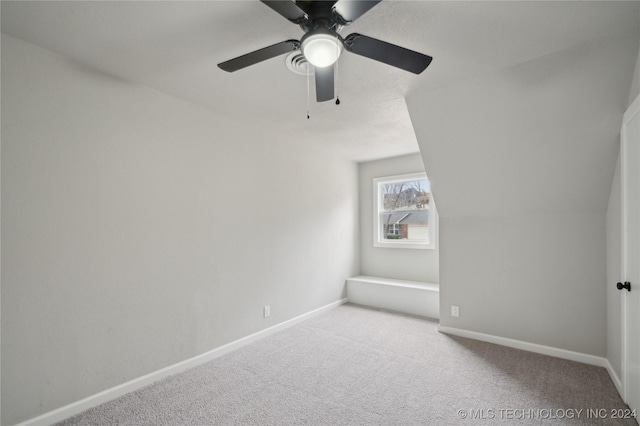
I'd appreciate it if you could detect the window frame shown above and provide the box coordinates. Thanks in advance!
[373,172,438,250]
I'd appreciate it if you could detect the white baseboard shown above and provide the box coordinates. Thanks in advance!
[438,325,628,401]
[604,358,624,398]
[15,298,348,426]
[437,325,608,368]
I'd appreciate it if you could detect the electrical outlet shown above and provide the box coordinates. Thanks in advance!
[451,305,460,317]
[264,305,271,318]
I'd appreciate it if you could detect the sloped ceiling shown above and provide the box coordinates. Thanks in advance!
[407,33,640,217]
[2,1,639,164]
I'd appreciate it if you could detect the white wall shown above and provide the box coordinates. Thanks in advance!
[628,39,640,107]
[1,35,359,426]
[606,38,640,381]
[407,33,639,357]
[358,153,439,284]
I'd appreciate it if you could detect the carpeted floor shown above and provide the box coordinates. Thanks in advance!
[57,304,636,425]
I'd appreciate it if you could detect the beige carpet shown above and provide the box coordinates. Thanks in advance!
[57,304,636,425]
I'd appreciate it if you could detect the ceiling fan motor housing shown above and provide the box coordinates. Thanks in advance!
[297,1,344,33]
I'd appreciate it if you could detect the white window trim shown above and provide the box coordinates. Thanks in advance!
[373,172,438,250]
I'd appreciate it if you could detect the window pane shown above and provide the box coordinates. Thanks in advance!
[380,178,430,242]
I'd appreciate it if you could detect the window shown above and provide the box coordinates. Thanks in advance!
[373,172,437,249]
[386,223,400,237]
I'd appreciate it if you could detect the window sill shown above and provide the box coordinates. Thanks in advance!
[373,241,435,250]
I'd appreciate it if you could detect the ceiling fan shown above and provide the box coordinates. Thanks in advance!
[218,0,433,103]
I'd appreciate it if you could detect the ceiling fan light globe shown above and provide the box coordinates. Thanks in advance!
[301,34,342,68]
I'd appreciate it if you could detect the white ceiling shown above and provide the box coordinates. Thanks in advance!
[2,1,639,162]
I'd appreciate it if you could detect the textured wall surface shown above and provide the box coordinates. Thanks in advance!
[407,33,639,357]
[1,36,359,425]
[606,40,640,382]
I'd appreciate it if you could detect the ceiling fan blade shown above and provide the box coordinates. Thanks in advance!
[343,33,432,74]
[218,40,300,72]
[315,64,335,102]
[261,0,309,25]
[332,1,381,24]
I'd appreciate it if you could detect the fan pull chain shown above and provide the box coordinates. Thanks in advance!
[306,61,310,119]
[335,58,341,105]
[335,43,341,105]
